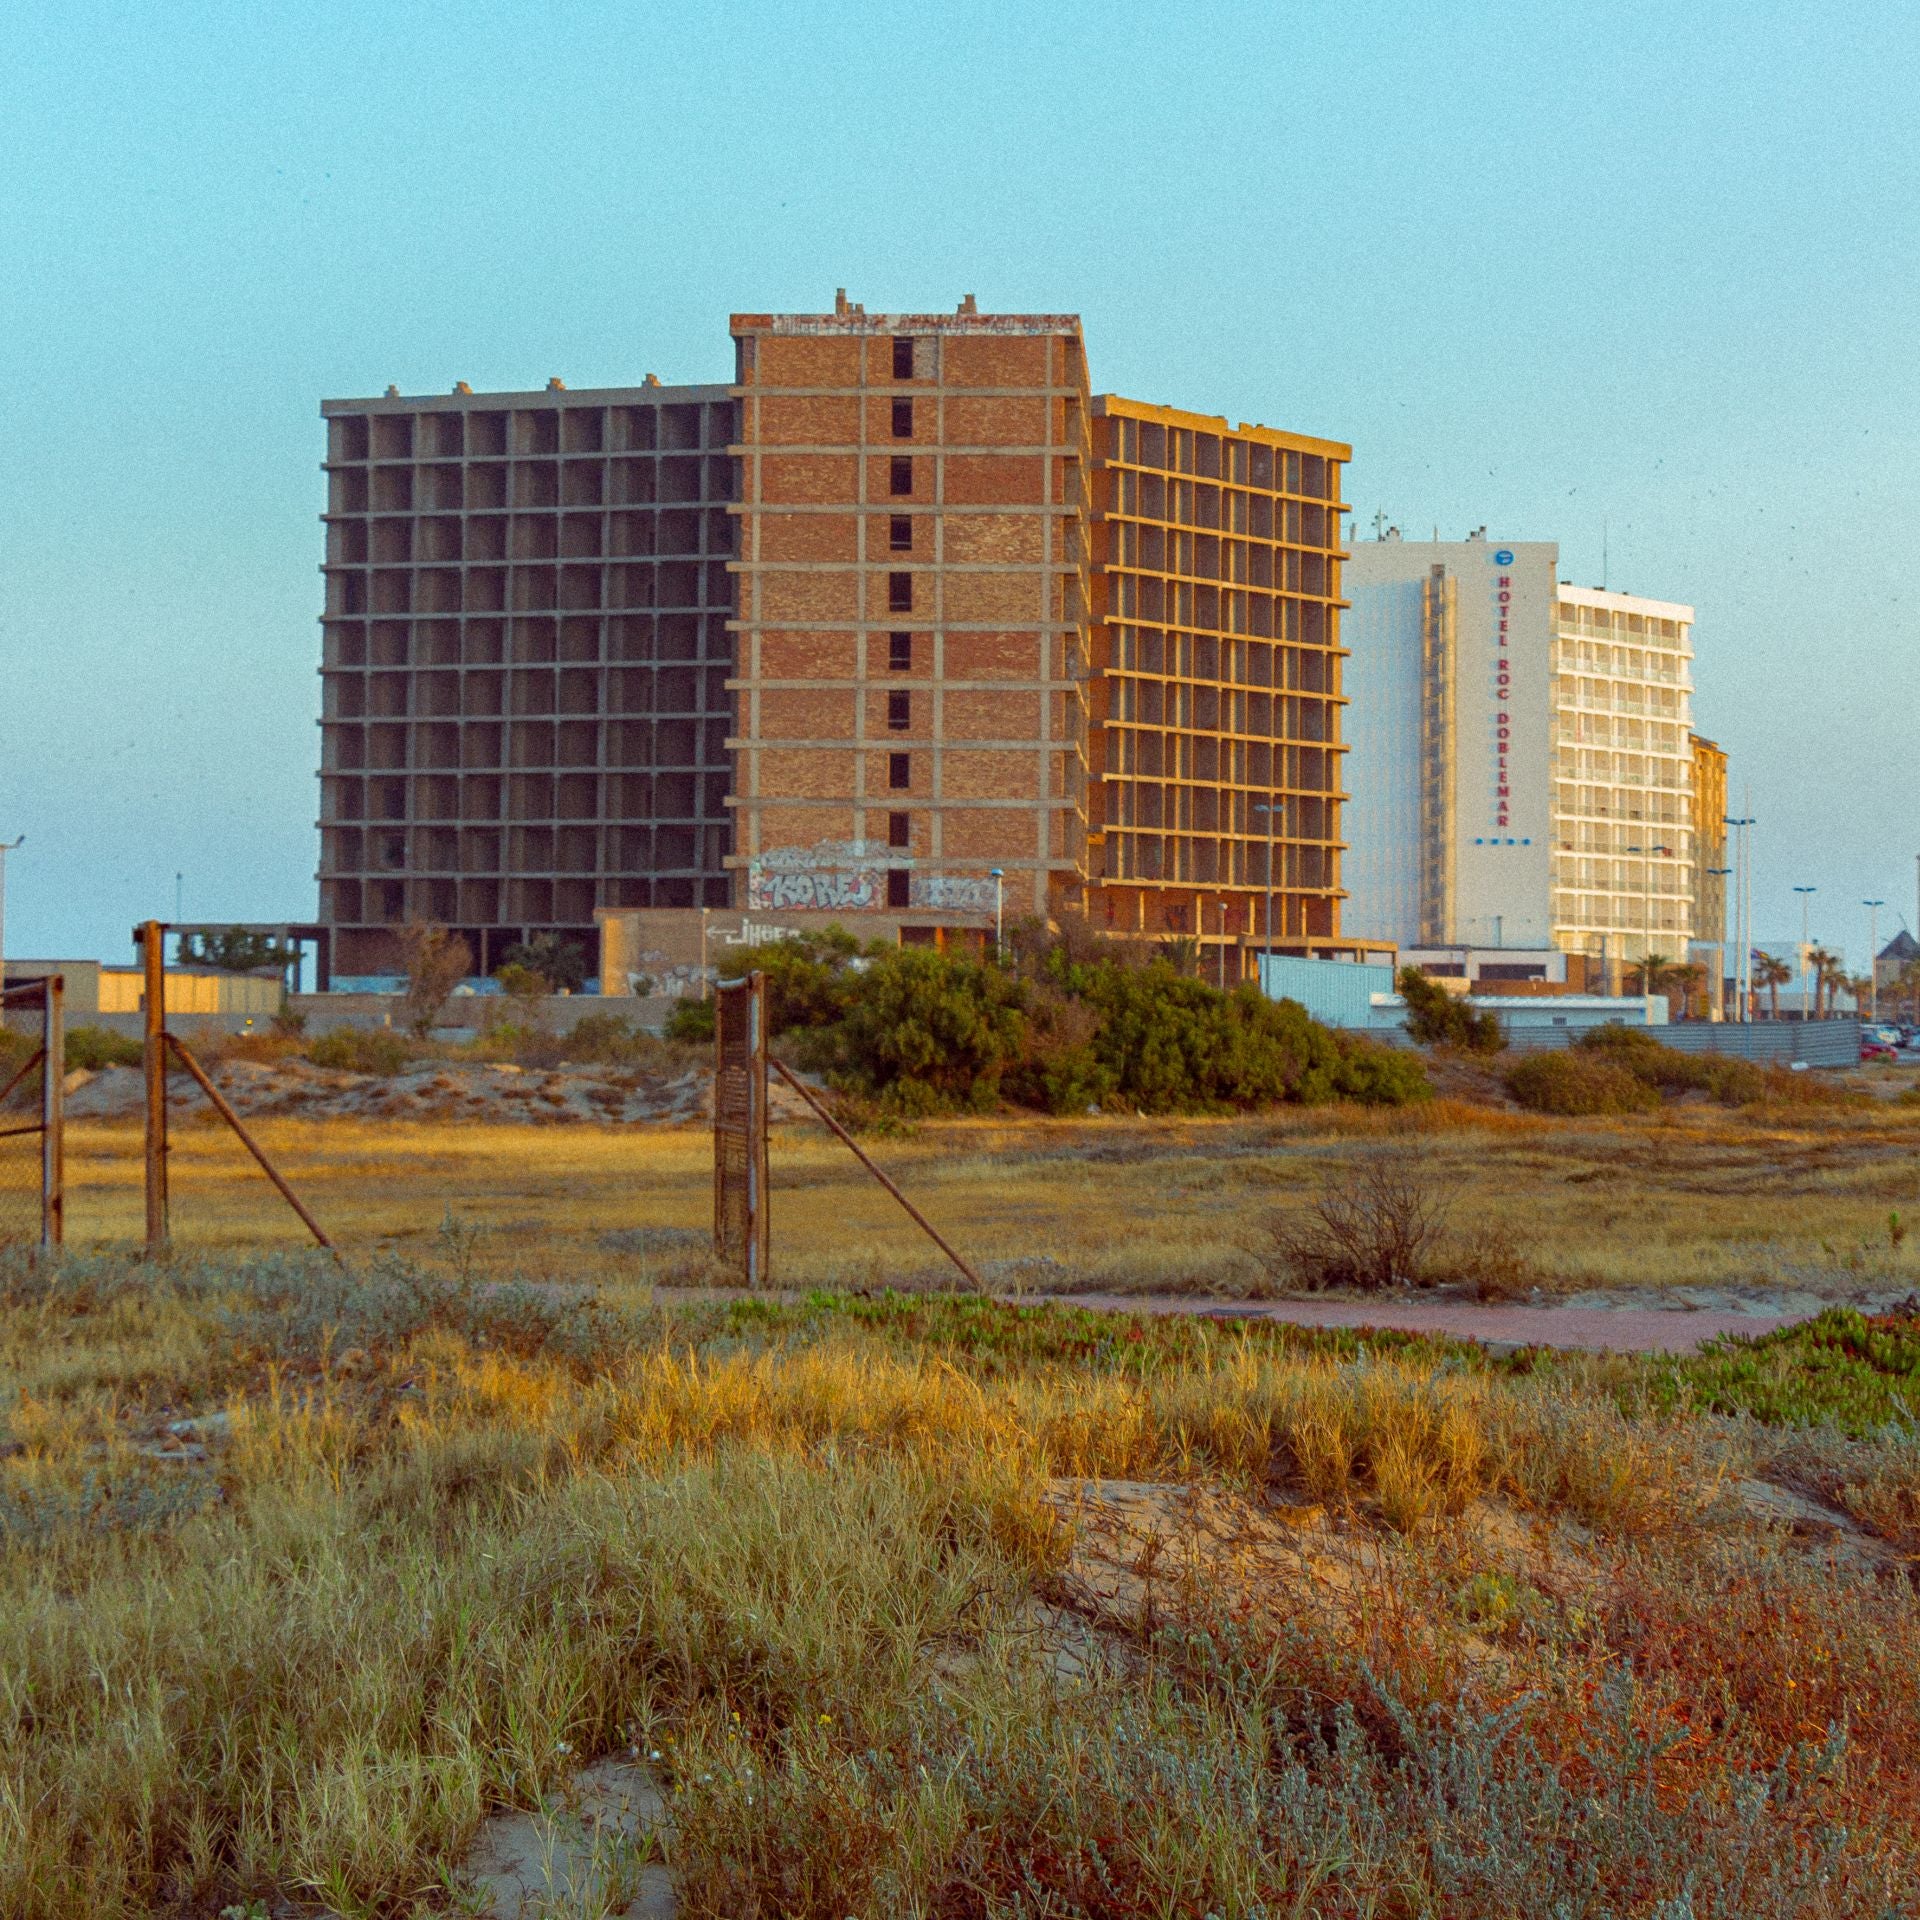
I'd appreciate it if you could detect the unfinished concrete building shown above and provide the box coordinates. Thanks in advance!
[318,381,736,977]
[727,296,1092,933]
[321,300,1362,979]
[1088,398,1351,969]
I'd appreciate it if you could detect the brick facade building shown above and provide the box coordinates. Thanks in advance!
[728,296,1092,930]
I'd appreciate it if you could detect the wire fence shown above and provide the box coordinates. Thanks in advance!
[0,978,59,1251]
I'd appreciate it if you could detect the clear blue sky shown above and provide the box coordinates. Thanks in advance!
[3,1,1915,969]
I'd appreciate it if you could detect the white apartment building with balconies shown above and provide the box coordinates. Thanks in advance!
[1344,533,1709,975]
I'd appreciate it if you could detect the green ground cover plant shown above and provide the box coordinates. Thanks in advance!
[1644,1305,1920,1434]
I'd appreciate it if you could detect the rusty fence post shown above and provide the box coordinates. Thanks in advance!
[42,974,63,1251]
[139,919,169,1254]
[712,971,768,1287]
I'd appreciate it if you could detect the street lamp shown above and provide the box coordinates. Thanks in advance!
[1865,900,1885,1022]
[1793,885,1817,1022]
[988,869,1005,964]
[1626,844,1670,994]
[1725,811,1756,1021]
[0,835,21,991]
[1706,866,1733,1020]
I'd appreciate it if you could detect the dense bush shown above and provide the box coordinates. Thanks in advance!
[665,997,716,1044]
[1505,1049,1661,1115]
[550,1011,656,1067]
[63,1025,143,1071]
[307,1027,415,1076]
[698,924,1429,1116]
[1397,967,1505,1053]
[833,947,1028,1113]
[1575,1022,1764,1102]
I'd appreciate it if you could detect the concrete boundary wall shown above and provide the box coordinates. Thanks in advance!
[1646,1020,1862,1068]
[1496,1017,1861,1064]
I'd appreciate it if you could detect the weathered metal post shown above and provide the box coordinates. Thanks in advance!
[41,974,63,1250]
[139,920,169,1253]
[712,971,768,1287]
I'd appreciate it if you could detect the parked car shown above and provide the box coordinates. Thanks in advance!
[1862,1039,1900,1063]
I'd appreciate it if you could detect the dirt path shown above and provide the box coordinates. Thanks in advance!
[1020,1291,1812,1353]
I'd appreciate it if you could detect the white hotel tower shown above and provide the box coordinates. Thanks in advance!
[1342,533,1707,975]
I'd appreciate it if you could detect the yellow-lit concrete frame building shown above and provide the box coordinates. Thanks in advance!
[1688,731,1729,989]
[1089,397,1351,964]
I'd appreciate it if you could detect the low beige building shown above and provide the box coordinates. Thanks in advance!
[2,960,282,1018]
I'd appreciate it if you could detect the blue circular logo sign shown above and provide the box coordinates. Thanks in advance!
[1494,549,1514,565]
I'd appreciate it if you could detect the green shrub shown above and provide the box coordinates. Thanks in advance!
[665,997,716,1045]
[307,1027,415,1076]
[1396,967,1504,1053]
[1039,956,1430,1114]
[835,948,1028,1113]
[1575,1025,1765,1103]
[1505,1049,1661,1115]
[703,931,1432,1117]
[64,1026,143,1071]
[557,1011,654,1067]
[716,927,868,1035]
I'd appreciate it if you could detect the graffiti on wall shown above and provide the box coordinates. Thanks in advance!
[744,840,1000,918]
[910,871,996,914]
[746,840,888,912]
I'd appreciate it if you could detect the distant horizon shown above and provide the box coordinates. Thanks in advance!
[4,2,1914,968]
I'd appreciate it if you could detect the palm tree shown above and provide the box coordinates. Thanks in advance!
[1897,959,1920,1024]
[1752,950,1791,1021]
[1632,952,1676,998]
[1805,946,1841,1019]
[1668,961,1708,1019]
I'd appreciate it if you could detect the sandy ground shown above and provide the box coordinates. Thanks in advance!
[62,1057,821,1127]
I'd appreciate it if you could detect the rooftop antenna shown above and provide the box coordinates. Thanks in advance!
[1602,516,1609,590]
[1371,508,1388,541]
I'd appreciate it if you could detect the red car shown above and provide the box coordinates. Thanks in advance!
[1862,1039,1899,1062]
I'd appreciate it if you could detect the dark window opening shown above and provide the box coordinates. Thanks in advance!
[891,398,914,439]
[889,514,913,551]
[887,690,911,731]
[892,336,915,379]
[888,752,911,791]
[889,456,913,496]
[887,571,913,612]
[888,630,913,672]
[887,810,911,849]
[886,867,911,908]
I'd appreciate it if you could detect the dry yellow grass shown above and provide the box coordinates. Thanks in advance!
[58,1095,1920,1298]
[6,1251,1919,1916]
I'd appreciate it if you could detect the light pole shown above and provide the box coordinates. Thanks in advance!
[989,869,1004,964]
[1706,866,1733,1020]
[1793,885,1817,1022]
[1626,844,1670,994]
[1865,900,1885,1022]
[0,835,21,991]
[1725,811,1755,1020]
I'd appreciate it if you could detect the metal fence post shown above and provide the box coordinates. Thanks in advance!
[712,971,768,1287]
[42,974,63,1250]
[140,920,169,1253]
